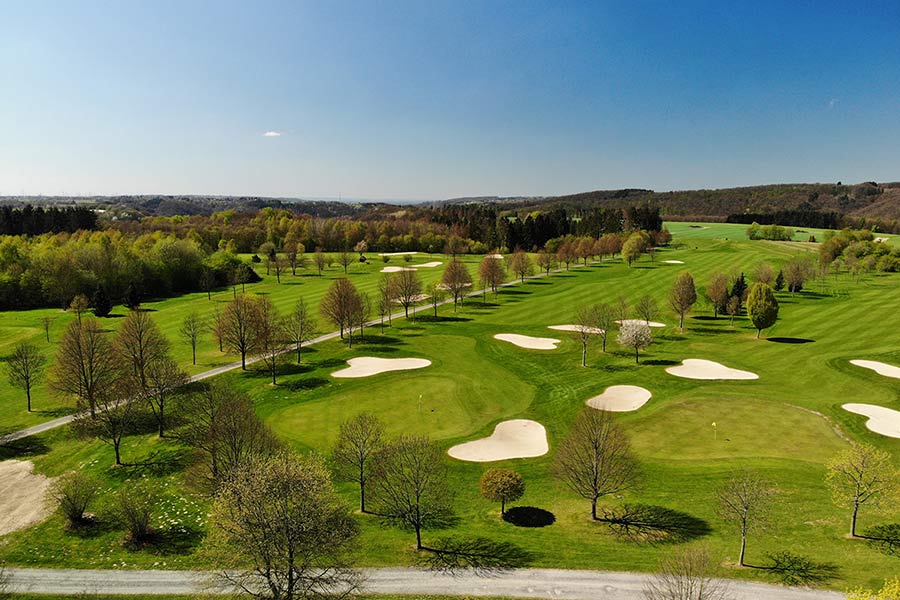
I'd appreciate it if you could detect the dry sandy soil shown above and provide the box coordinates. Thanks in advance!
[447,419,548,462]
[850,359,900,379]
[666,359,759,380]
[0,460,53,536]
[549,324,605,335]
[331,357,432,378]
[380,266,416,273]
[494,333,561,350]
[843,403,900,438]
[586,385,652,412]
[616,319,666,328]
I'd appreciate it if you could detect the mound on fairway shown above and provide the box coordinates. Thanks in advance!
[843,404,900,438]
[663,260,685,264]
[448,419,548,462]
[494,333,560,350]
[412,261,443,268]
[616,319,666,328]
[850,359,900,380]
[0,460,53,536]
[548,324,605,335]
[331,357,431,378]
[666,359,759,380]
[586,385,652,412]
[380,266,416,273]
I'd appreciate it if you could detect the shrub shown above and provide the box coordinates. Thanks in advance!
[50,472,101,526]
[117,482,158,545]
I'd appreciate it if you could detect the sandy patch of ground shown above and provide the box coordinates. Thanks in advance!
[663,260,685,264]
[378,251,419,256]
[850,359,900,380]
[436,282,472,290]
[843,404,900,438]
[548,324,605,335]
[494,333,560,350]
[875,237,890,243]
[586,385,652,412]
[381,266,416,273]
[448,419,548,462]
[392,294,429,304]
[666,359,759,380]
[616,319,666,328]
[412,261,443,268]
[0,460,53,536]
[331,357,431,378]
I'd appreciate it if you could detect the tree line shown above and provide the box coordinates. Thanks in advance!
[0,204,98,235]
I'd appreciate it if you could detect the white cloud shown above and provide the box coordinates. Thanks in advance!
[262,131,282,137]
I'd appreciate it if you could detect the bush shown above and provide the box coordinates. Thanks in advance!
[117,482,158,545]
[50,472,101,526]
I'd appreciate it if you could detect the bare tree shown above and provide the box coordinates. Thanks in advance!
[221,295,262,370]
[478,255,505,301]
[332,413,384,513]
[179,311,204,365]
[392,269,422,318]
[211,302,225,352]
[51,317,118,417]
[68,293,89,322]
[726,296,741,326]
[207,452,361,600]
[754,262,775,286]
[258,242,277,275]
[4,342,46,412]
[636,295,658,325]
[372,435,453,550]
[116,309,169,388]
[285,298,317,364]
[669,272,697,330]
[717,470,777,566]
[644,546,731,600]
[427,282,445,318]
[142,356,188,438]
[572,305,602,367]
[596,303,615,352]
[349,293,371,346]
[618,320,652,363]
[272,253,286,284]
[321,278,363,340]
[552,409,638,520]
[536,249,555,275]
[75,377,139,466]
[41,316,54,342]
[313,250,327,276]
[200,266,216,300]
[441,258,472,311]
[377,276,393,332]
[557,242,576,270]
[338,250,354,274]
[826,444,899,537]
[283,239,305,276]
[706,273,729,319]
[255,298,289,385]
[508,250,533,283]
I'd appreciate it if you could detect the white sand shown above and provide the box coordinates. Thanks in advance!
[487,254,504,259]
[875,237,890,243]
[843,404,900,439]
[666,359,759,380]
[0,460,53,536]
[380,266,416,273]
[392,293,429,304]
[663,260,685,264]
[378,251,419,256]
[616,319,667,328]
[586,385,652,412]
[494,333,561,350]
[412,261,443,268]
[549,324,605,335]
[331,357,431,378]
[850,359,900,380]
[448,419,549,462]
[436,282,472,290]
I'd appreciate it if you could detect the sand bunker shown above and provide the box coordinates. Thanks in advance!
[448,419,548,462]
[436,282,472,290]
[378,251,419,256]
[616,319,666,328]
[586,385,652,412]
[548,324,605,335]
[494,333,561,350]
[850,359,900,380]
[380,266,416,273]
[487,253,504,259]
[843,404,900,439]
[662,260,685,264]
[331,357,431,378]
[392,293,429,304]
[0,460,53,536]
[666,359,759,380]
[412,261,443,268]
[875,237,890,243]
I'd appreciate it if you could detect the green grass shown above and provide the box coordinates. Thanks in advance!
[2,234,900,590]
[666,220,899,245]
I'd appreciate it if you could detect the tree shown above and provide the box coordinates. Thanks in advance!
[643,546,730,600]
[348,293,371,346]
[596,303,615,352]
[536,249,555,275]
[75,377,140,466]
[636,295,658,325]
[285,298,317,364]
[321,278,363,340]
[441,259,472,311]
[49,471,101,527]
[508,250,533,283]
[41,316,53,343]
[91,285,112,317]
[207,452,361,600]
[255,298,288,385]
[729,272,748,308]
[200,266,216,300]
[774,269,785,292]
[116,309,169,388]
[573,305,602,367]
[377,276,393,332]
[392,269,422,318]
[143,357,188,438]
[754,262,775,286]
[4,342,46,412]
[746,283,779,338]
[552,409,638,520]
[313,250,327,276]
[221,295,262,370]
[259,242,277,275]
[669,272,697,330]
[478,255,505,301]
[557,242,576,270]
[332,413,384,513]
[480,468,525,516]
[123,283,142,310]
[717,470,777,566]
[622,235,643,266]
[68,294,89,322]
[338,250,353,274]
[826,444,899,537]
[427,282,445,317]
[372,435,452,550]
[51,317,118,417]
[705,273,728,319]
[847,579,900,600]
[726,296,741,326]
[211,303,225,352]
[785,258,811,295]
[618,320,652,363]
[179,311,204,365]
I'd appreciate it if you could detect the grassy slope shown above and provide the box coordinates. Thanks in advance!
[2,235,900,589]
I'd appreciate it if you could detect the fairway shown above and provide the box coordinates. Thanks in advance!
[2,230,900,591]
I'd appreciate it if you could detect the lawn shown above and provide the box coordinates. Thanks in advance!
[1,232,899,591]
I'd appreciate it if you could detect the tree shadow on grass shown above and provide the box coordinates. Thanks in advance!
[756,551,840,585]
[416,315,473,323]
[277,362,316,376]
[358,345,400,354]
[421,536,533,575]
[600,504,712,544]
[500,289,532,296]
[641,359,679,367]
[502,506,555,528]
[0,435,51,460]
[767,337,815,344]
[690,327,741,335]
[148,525,205,556]
[284,377,331,392]
[315,358,347,369]
[526,280,552,285]
[109,447,194,480]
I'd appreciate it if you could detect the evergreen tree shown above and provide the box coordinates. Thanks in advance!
[92,286,113,317]
[774,269,785,292]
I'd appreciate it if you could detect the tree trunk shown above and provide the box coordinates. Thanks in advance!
[271,364,277,385]
[415,524,423,550]
[191,344,196,365]
[582,344,587,367]
[241,351,246,370]
[591,497,599,520]
[296,344,302,364]
[360,481,366,513]
[756,329,761,339]
[501,498,506,515]
[739,532,747,566]
[635,346,639,363]
[26,386,32,412]
[851,504,859,537]
[159,401,165,438]
[114,440,122,466]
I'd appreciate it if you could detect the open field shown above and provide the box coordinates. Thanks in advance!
[2,232,900,591]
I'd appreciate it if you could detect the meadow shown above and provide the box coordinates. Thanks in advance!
[1,229,899,591]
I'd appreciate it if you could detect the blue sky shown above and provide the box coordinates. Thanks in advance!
[1,1,898,200]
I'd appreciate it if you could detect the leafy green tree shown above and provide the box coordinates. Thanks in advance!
[746,283,779,338]
[480,468,525,516]
[826,444,900,537]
